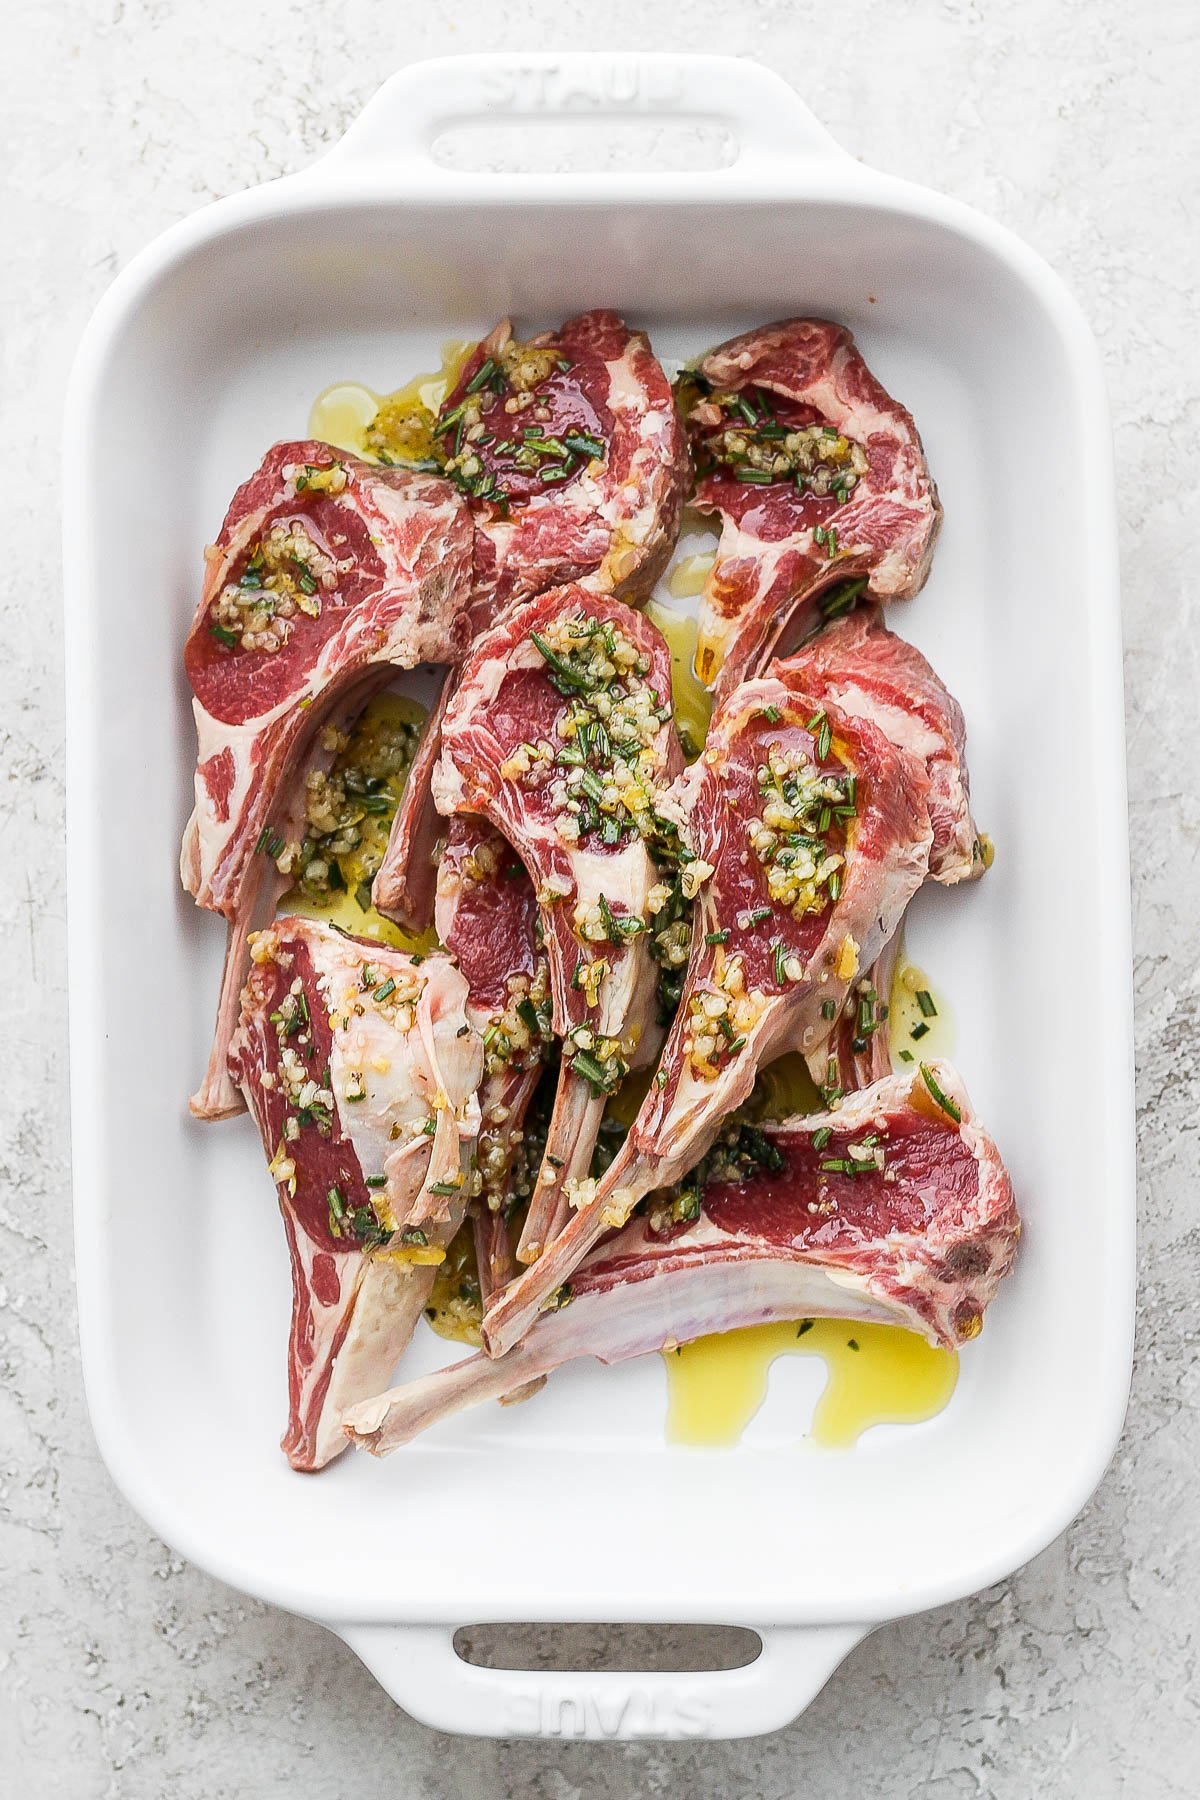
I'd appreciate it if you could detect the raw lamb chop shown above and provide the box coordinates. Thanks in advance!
[227,916,482,1470]
[480,668,933,1355]
[678,319,941,698]
[433,584,684,1263]
[371,309,689,933]
[343,1061,1018,1454]
[441,309,688,617]
[783,609,987,1090]
[182,441,473,1118]
[781,607,984,884]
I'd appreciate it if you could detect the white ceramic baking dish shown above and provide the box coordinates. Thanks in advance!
[64,52,1134,1740]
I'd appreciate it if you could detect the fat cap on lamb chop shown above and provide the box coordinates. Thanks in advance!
[182,442,472,1118]
[343,1061,1019,1456]
[678,318,941,699]
[372,308,690,935]
[480,666,934,1356]
[227,916,482,1470]
[432,583,685,1264]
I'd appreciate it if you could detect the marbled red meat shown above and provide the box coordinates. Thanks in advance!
[780,608,983,885]
[447,310,688,618]
[786,611,986,1093]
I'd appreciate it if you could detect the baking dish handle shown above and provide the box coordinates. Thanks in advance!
[318,52,846,185]
[336,1620,869,1740]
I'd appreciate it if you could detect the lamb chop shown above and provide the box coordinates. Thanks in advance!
[480,667,933,1355]
[442,308,688,618]
[433,584,684,1263]
[781,607,984,885]
[783,609,988,1091]
[226,916,482,1470]
[371,308,689,934]
[343,1061,1019,1455]
[182,441,472,1118]
[677,319,941,698]
[410,817,554,1263]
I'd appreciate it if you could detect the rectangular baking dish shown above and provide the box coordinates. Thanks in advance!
[64,52,1134,1740]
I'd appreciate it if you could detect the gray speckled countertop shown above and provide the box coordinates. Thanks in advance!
[3,3,1194,1794]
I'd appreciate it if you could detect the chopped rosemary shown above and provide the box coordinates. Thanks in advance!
[919,1062,962,1122]
[818,577,868,620]
[571,1049,619,1095]
[564,430,604,459]
[529,629,595,695]
[465,356,497,393]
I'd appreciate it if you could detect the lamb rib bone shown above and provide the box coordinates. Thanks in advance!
[433,583,684,1264]
[182,441,472,1117]
[343,1060,1018,1455]
[226,916,482,1469]
[372,308,689,933]
[679,318,941,699]
[480,668,933,1356]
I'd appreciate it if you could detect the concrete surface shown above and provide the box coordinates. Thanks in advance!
[2,1,1196,1794]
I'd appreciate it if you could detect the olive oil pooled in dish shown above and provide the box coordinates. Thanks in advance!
[664,1320,958,1449]
[888,960,953,1068]
[662,960,958,1450]
[309,341,476,464]
[645,599,713,762]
